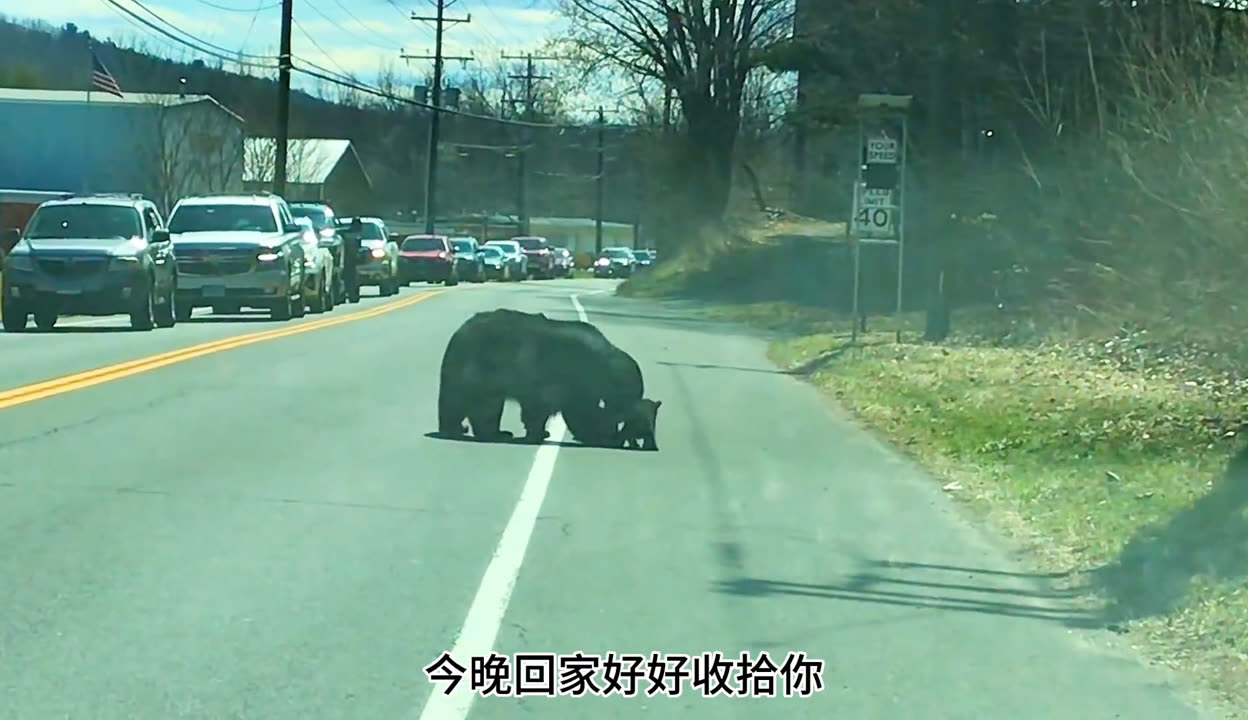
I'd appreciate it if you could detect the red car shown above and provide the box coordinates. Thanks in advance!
[512,235,555,279]
[398,234,459,286]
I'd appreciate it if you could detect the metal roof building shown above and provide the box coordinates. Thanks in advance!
[0,88,246,214]
[242,137,373,211]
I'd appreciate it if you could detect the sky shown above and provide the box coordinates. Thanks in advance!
[0,0,570,102]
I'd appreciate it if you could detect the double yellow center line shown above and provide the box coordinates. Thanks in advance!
[0,290,444,411]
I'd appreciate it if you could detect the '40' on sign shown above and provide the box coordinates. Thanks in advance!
[852,187,894,237]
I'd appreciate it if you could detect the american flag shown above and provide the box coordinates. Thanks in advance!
[90,51,123,98]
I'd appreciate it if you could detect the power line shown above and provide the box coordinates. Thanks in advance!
[127,0,276,59]
[289,65,576,128]
[191,0,280,12]
[101,0,279,70]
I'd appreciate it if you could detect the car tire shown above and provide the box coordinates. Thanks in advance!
[445,273,459,287]
[271,294,293,321]
[33,308,57,332]
[154,282,177,328]
[175,299,193,323]
[2,304,28,332]
[130,282,155,331]
[292,291,307,318]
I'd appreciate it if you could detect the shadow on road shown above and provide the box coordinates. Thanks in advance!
[184,316,279,324]
[44,326,134,334]
[711,559,1104,629]
[1087,445,1248,623]
[422,430,630,450]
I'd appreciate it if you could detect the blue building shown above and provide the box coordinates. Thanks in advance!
[0,88,246,214]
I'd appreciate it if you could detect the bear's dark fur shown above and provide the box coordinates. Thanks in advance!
[619,398,661,450]
[438,308,644,443]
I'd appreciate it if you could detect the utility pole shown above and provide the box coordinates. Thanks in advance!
[595,105,605,254]
[404,2,471,234]
[502,51,558,235]
[273,0,294,196]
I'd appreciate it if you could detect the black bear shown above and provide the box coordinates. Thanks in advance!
[619,398,661,450]
[438,308,644,443]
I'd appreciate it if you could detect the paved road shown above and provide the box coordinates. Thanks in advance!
[0,279,1226,719]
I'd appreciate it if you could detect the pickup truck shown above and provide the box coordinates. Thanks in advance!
[165,194,308,321]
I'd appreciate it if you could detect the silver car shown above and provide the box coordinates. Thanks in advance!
[166,194,307,321]
[482,239,527,281]
[293,216,335,313]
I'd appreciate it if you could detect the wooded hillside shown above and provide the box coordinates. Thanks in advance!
[0,16,640,221]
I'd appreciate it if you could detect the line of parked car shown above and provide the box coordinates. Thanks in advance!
[0,191,590,333]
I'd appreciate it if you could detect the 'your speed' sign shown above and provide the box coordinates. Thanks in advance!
[865,136,898,164]
[851,186,895,238]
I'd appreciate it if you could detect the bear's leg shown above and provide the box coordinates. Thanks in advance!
[519,399,554,443]
[468,394,510,440]
[519,401,554,441]
[437,384,468,436]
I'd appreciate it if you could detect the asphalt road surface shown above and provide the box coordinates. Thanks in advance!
[0,279,1228,719]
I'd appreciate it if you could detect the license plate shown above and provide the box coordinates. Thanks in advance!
[203,285,225,298]
[56,289,81,296]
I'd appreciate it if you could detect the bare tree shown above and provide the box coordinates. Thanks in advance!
[557,0,793,220]
[134,94,246,215]
[242,136,319,191]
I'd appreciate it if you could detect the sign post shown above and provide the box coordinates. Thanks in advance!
[848,93,911,342]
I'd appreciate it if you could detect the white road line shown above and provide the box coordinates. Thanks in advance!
[415,294,589,720]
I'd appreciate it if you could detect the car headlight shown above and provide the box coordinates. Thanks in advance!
[371,247,386,258]
[3,253,33,271]
[596,258,609,266]
[257,252,281,262]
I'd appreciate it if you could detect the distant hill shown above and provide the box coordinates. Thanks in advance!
[0,16,639,221]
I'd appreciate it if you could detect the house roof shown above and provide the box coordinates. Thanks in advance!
[242,137,371,187]
[0,88,245,123]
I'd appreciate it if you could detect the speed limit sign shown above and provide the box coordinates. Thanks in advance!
[851,186,894,237]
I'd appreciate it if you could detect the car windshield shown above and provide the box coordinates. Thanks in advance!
[168,204,277,233]
[635,250,652,260]
[24,204,142,239]
[486,243,516,254]
[451,240,476,252]
[479,246,502,257]
[360,222,386,240]
[403,237,445,251]
[290,206,333,230]
[604,248,632,259]
[515,238,545,250]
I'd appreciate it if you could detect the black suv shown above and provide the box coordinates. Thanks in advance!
[1,193,178,332]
